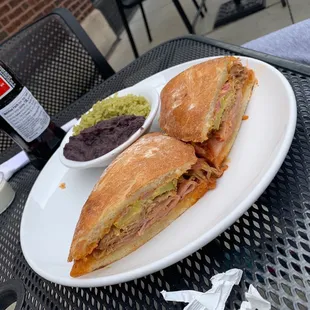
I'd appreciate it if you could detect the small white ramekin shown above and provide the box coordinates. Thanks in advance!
[59,85,159,169]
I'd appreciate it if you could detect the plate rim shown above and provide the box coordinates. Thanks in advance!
[20,56,297,287]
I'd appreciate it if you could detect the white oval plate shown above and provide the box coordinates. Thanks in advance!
[20,56,296,287]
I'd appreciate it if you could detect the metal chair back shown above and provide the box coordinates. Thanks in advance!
[0,8,115,153]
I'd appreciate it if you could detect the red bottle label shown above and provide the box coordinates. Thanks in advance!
[0,76,12,100]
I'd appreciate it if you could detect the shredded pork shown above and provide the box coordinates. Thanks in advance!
[94,159,223,256]
[230,63,248,88]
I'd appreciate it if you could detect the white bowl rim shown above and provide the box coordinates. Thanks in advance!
[59,85,159,169]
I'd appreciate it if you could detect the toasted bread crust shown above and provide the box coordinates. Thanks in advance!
[68,133,197,262]
[159,57,237,142]
[70,181,210,277]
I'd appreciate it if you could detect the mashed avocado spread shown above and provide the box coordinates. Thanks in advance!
[114,180,178,229]
[213,90,234,131]
[73,94,150,136]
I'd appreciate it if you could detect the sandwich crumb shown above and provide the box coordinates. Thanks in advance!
[222,164,229,171]
[59,182,66,189]
[242,115,249,121]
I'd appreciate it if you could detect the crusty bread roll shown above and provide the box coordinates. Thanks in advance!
[68,133,197,270]
[70,181,209,277]
[160,57,236,142]
[160,56,256,168]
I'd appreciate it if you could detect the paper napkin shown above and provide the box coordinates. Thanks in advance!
[161,269,271,310]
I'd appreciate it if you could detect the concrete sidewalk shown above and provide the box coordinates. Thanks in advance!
[84,0,310,71]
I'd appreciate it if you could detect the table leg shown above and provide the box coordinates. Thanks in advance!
[172,0,195,34]
[203,0,208,12]
[114,0,139,58]
[139,2,152,42]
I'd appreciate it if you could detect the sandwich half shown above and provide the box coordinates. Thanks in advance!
[160,56,256,167]
[68,133,222,277]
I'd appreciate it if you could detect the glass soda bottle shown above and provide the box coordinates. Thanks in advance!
[0,60,65,169]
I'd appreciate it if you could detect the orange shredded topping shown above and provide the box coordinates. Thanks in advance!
[59,182,66,189]
[242,115,249,120]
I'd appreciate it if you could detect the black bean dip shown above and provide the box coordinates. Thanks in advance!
[64,115,145,161]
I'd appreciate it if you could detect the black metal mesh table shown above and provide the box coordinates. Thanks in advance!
[1,36,310,310]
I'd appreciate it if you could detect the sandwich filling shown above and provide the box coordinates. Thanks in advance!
[194,61,255,167]
[85,158,223,259]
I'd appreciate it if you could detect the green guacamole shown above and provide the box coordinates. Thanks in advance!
[73,94,150,135]
[113,180,177,229]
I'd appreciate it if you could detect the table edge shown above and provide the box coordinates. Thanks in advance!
[140,35,310,77]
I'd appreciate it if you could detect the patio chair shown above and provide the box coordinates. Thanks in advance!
[113,0,208,58]
[0,8,115,155]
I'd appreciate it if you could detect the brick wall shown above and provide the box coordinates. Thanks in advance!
[0,0,94,43]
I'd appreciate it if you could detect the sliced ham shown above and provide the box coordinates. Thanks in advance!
[190,158,224,180]
[97,193,183,253]
[193,77,245,167]
[138,177,206,236]
[96,228,135,255]
[193,143,209,159]
[94,158,222,255]
[177,179,198,199]
[214,82,231,115]
[221,81,230,92]
[215,88,242,142]
[96,216,143,255]
[191,157,208,171]
[138,195,181,235]
[204,87,242,164]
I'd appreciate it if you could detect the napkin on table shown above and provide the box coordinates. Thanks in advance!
[240,285,271,310]
[0,119,77,180]
[161,269,271,310]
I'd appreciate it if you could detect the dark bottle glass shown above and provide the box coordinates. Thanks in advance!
[0,60,65,170]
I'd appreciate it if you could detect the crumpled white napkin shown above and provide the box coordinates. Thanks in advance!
[161,269,271,310]
[240,285,271,310]
[0,119,77,180]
